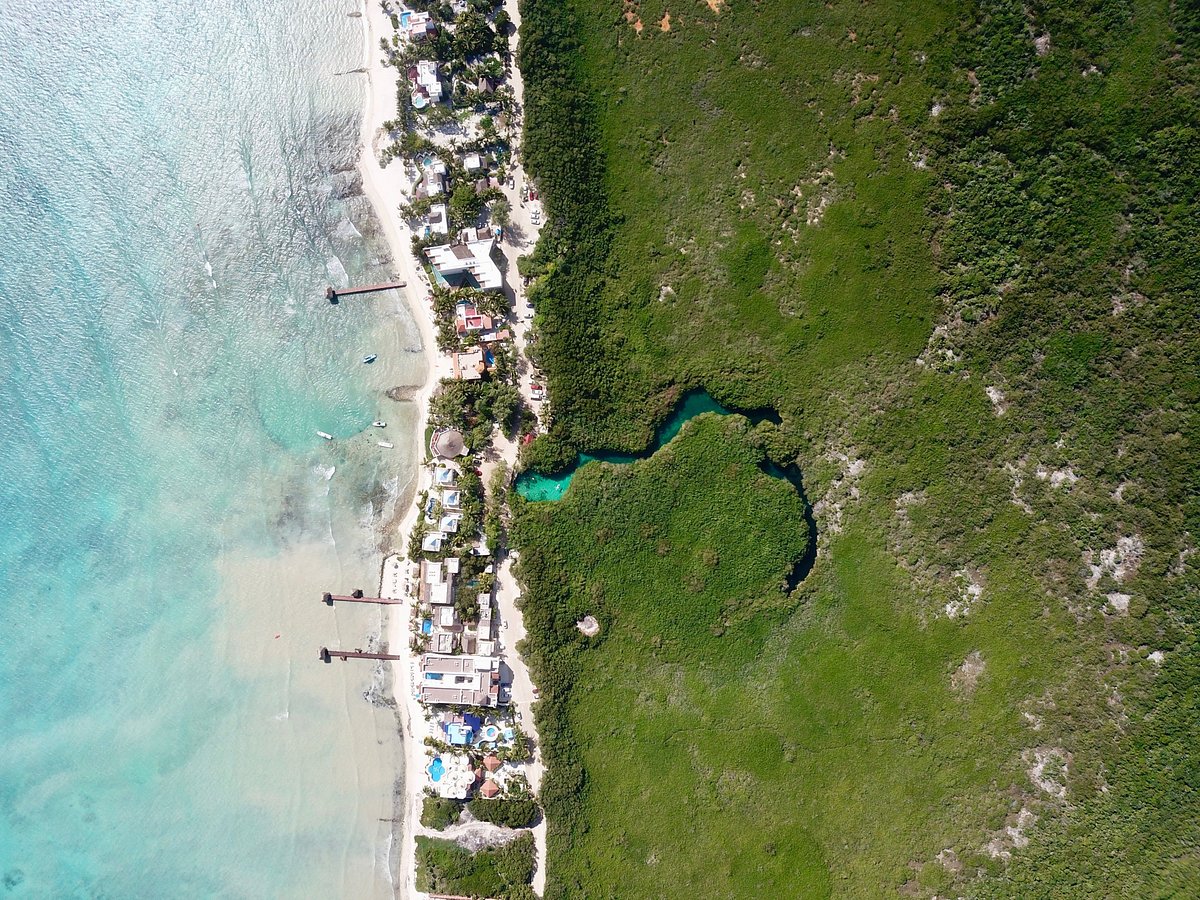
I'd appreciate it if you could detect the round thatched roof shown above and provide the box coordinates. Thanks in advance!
[430,427,465,458]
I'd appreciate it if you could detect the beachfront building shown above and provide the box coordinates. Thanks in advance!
[442,711,484,746]
[410,60,443,107]
[430,427,466,459]
[463,152,484,173]
[415,162,446,200]
[404,10,437,42]
[454,301,493,335]
[425,237,503,292]
[421,532,446,553]
[423,202,449,237]
[452,347,485,381]
[418,653,504,707]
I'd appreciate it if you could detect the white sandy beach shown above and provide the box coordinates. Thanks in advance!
[356,0,548,894]
[355,3,437,897]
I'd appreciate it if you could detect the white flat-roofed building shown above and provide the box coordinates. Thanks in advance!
[425,237,503,292]
[418,653,503,707]
[428,581,451,607]
[415,60,442,101]
[424,203,449,236]
[478,596,493,637]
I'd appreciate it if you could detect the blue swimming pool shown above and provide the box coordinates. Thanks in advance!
[421,619,432,635]
[400,11,411,26]
[427,758,444,782]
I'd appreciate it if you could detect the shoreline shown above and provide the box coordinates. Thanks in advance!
[355,0,547,895]
[354,2,437,897]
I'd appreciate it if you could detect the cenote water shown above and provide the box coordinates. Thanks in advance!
[0,2,421,896]
[516,391,771,501]
[516,391,817,586]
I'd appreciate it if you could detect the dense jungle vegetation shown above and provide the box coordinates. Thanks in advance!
[415,833,537,898]
[514,0,1199,896]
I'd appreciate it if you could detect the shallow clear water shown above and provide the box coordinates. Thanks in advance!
[0,1,422,895]
[515,391,731,501]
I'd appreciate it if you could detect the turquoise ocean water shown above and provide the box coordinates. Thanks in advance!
[0,1,422,895]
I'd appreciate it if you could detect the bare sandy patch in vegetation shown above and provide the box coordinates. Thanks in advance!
[850,72,880,105]
[945,569,983,619]
[1025,747,1069,799]
[951,650,986,696]
[622,3,644,34]
[1106,592,1131,615]
[985,806,1037,859]
[1084,535,1144,590]
[706,0,725,11]
[1035,465,1078,488]
[660,11,671,31]
[812,448,865,537]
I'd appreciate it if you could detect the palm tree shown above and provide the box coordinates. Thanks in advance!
[491,197,512,229]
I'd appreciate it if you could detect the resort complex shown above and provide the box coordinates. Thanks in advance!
[322,0,553,895]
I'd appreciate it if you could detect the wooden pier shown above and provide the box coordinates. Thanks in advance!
[326,281,405,304]
[322,590,402,606]
[319,647,404,663]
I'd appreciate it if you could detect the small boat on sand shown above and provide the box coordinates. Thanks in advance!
[317,431,334,440]
[377,441,394,449]
[362,354,377,364]
[373,421,387,428]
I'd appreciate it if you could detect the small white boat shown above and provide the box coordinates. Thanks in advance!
[362,354,377,364]
[377,441,394,449]
[317,431,334,441]
[373,421,387,428]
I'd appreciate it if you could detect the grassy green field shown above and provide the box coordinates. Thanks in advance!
[515,0,1199,895]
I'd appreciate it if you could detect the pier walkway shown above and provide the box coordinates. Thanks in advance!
[319,647,404,663]
[322,590,402,606]
[325,281,405,303]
